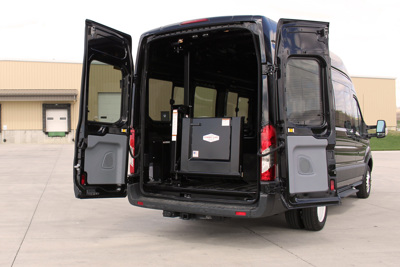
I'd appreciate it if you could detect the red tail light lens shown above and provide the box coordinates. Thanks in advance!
[330,179,335,191]
[261,125,277,181]
[129,128,135,174]
[80,173,86,185]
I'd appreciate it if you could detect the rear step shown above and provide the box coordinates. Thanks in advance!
[338,186,359,198]
[145,180,257,197]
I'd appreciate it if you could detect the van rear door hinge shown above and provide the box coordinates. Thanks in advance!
[262,64,278,76]
[90,26,96,37]
[120,75,130,89]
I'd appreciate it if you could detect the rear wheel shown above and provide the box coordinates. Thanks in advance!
[302,206,327,231]
[356,166,371,199]
[285,209,305,229]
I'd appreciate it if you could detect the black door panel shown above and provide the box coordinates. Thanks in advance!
[73,20,134,198]
[275,19,339,207]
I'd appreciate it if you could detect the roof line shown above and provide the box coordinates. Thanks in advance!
[351,75,397,80]
[0,59,81,64]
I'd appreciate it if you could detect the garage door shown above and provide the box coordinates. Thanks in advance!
[46,109,68,132]
[98,92,121,123]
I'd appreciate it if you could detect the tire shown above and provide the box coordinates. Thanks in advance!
[356,166,371,199]
[302,206,327,231]
[285,209,305,229]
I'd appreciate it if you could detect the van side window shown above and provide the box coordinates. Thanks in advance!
[333,80,353,128]
[285,59,323,126]
[194,86,217,117]
[148,79,172,121]
[148,79,184,121]
[226,92,238,117]
[225,93,249,122]
[238,97,249,122]
[87,60,123,123]
[352,97,362,136]
[173,86,184,105]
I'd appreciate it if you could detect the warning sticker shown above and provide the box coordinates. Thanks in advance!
[172,109,178,141]
[192,150,199,158]
[222,118,230,126]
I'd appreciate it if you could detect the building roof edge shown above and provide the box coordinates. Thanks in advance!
[350,75,397,80]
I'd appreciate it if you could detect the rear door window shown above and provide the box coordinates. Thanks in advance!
[87,60,123,123]
[285,59,323,126]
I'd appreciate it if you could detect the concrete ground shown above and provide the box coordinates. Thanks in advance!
[0,144,399,267]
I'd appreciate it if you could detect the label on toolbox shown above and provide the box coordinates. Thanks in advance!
[203,133,220,143]
[222,118,230,126]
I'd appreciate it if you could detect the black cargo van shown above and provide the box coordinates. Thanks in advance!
[73,16,386,231]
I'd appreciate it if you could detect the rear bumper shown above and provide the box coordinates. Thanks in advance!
[127,183,286,218]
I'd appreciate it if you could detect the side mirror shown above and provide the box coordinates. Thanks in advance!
[344,120,353,135]
[376,120,386,138]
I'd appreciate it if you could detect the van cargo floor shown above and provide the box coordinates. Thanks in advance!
[144,179,258,197]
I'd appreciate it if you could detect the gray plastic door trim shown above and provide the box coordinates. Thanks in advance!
[85,134,127,185]
[288,136,328,194]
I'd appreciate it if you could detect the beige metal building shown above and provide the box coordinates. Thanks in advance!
[0,60,397,143]
[0,61,80,143]
[352,76,397,129]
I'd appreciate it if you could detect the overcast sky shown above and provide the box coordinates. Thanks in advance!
[1,0,399,106]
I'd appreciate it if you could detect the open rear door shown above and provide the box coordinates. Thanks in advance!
[73,20,133,198]
[276,19,339,207]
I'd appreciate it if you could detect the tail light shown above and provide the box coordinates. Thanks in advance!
[261,125,276,181]
[180,18,209,25]
[330,179,335,191]
[129,128,135,174]
[80,173,86,185]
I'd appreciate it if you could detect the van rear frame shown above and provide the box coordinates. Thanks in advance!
[73,15,386,231]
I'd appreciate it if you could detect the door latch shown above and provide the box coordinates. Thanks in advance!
[263,64,278,76]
